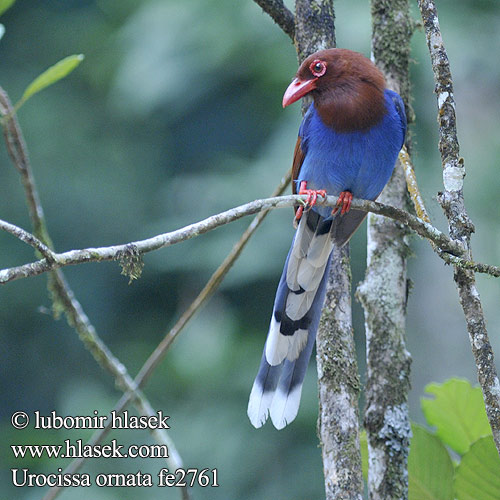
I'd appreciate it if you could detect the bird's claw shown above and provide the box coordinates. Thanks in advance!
[332,191,353,216]
[295,181,327,223]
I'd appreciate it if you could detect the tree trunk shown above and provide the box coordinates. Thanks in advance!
[317,245,363,499]
[356,1,413,498]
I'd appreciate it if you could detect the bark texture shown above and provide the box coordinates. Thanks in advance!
[356,1,413,498]
[292,1,363,497]
[317,245,363,499]
[295,0,336,62]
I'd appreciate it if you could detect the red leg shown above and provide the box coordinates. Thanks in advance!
[332,191,353,215]
[295,181,327,223]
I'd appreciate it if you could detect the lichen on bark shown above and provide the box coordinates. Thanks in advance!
[356,1,413,498]
[295,0,336,62]
[317,245,363,500]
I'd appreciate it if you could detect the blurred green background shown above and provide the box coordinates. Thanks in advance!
[1,0,499,498]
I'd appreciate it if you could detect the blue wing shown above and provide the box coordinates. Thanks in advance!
[296,90,406,245]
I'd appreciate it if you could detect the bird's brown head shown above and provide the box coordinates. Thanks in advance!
[282,49,387,132]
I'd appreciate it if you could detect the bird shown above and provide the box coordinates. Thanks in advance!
[247,48,407,430]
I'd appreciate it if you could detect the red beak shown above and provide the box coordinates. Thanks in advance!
[282,77,318,108]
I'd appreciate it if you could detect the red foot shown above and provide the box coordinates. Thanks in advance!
[332,191,353,215]
[295,181,327,222]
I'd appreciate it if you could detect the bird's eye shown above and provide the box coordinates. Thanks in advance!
[310,60,327,77]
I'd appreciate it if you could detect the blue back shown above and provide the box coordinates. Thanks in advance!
[296,89,406,219]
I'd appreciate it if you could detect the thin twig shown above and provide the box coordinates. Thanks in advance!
[418,0,500,456]
[0,88,49,242]
[399,145,430,223]
[0,218,55,261]
[253,0,295,40]
[41,393,128,500]
[439,251,500,277]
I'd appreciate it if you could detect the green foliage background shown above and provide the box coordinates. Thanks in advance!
[1,0,500,498]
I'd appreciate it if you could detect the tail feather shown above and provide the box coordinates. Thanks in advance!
[289,210,314,261]
[287,213,332,290]
[269,322,317,429]
[304,218,334,267]
[265,317,308,366]
[330,208,367,247]
[247,351,282,428]
[285,214,334,322]
[296,261,325,292]
[248,210,334,429]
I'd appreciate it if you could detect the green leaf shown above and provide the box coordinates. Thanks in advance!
[17,54,84,110]
[0,0,16,16]
[454,436,500,500]
[409,425,454,500]
[421,378,491,455]
[360,430,368,481]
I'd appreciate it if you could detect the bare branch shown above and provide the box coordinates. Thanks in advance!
[398,151,500,279]
[0,87,50,244]
[253,0,295,40]
[291,3,360,497]
[439,252,500,277]
[42,388,186,500]
[418,0,500,456]
[0,218,55,261]
[3,193,500,285]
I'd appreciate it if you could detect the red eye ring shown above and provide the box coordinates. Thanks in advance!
[310,60,327,77]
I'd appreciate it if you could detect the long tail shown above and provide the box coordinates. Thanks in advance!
[247,210,335,429]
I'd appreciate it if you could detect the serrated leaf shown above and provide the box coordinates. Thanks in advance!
[0,0,16,16]
[421,378,490,455]
[409,425,454,500]
[454,436,500,500]
[17,54,84,109]
[360,430,368,481]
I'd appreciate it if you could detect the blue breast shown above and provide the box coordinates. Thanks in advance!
[296,90,406,219]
